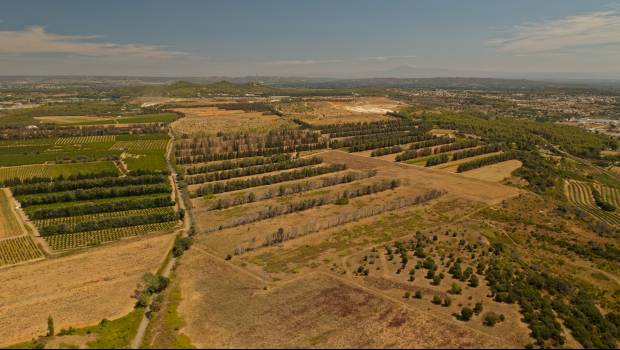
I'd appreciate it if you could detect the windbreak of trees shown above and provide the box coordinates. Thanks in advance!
[175,129,324,156]
[371,145,403,157]
[256,189,446,250]
[11,174,168,196]
[0,123,167,140]
[434,139,479,153]
[205,179,400,232]
[196,163,346,196]
[408,137,453,150]
[185,154,291,175]
[315,119,421,135]
[426,154,449,167]
[18,183,171,207]
[451,144,502,161]
[175,142,327,164]
[0,170,119,187]
[332,133,433,152]
[40,211,181,236]
[208,170,377,211]
[185,157,322,185]
[456,152,516,173]
[395,147,433,162]
[29,195,175,220]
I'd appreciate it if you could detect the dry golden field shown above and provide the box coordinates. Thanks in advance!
[0,233,175,346]
[170,107,294,136]
[164,147,530,348]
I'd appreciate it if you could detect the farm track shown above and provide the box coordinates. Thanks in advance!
[131,130,191,349]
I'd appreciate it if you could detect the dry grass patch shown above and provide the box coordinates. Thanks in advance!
[170,107,294,136]
[457,160,523,182]
[176,253,511,348]
[0,233,175,346]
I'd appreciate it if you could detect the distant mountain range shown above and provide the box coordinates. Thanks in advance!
[1,74,619,92]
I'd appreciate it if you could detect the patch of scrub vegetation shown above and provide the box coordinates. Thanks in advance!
[6,309,145,349]
[141,275,195,349]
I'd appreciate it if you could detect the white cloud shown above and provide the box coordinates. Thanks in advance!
[490,10,620,53]
[264,59,344,65]
[264,55,415,65]
[358,55,416,61]
[0,26,187,58]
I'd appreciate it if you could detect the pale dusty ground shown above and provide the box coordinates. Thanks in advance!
[0,233,175,346]
[457,160,523,182]
[171,150,528,348]
[280,96,402,126]
[171,107,294,136]
[176,251,512,348]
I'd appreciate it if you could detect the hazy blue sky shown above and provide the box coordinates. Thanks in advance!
[1,0,619,78]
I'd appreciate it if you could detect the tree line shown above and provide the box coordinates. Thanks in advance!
[11,174,168,196]
[434,139,479,153]
[174,129,323,156]
[185,157,322,185]
[456,152,516,172]
[205,179,400,232]
[0,170,119,187]
[184,154,291,175]
[18,183,171,207]
[324,121,421,138]
[371,145,403,157]
[315,119,421,134]
[196,163,346,196]
[451,144,502,161]
[175,142,327,164]
[207,170,376,211]
[0,123,166,140]
[425,154,449,167]
[254,189,446,252]
[29,195,175,220]
[331,132,433,153]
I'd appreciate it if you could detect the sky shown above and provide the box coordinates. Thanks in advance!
[0,0,620,78]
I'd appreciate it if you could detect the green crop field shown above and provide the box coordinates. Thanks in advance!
[110,139,168,152]
[66,113,178,125]
[0,161,119,183]
[44,221,179,250]
[33,206,175,227]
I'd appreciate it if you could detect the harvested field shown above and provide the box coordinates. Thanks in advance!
[176,252,512,348]
[455,160,522,182]
[170,107,294,136]
[0,233,175,346]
